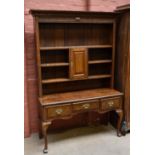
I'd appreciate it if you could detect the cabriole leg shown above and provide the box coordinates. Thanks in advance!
[116,109,123,137]
[42,121,51,153]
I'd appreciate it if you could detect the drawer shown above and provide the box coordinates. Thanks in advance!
[101,97,121,110]
[46,104,72,119]
[73,100,99,112]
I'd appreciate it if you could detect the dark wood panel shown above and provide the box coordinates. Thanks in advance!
[39,24,65,47]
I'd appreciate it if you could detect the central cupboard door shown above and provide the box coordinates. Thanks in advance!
[69,48,88,80]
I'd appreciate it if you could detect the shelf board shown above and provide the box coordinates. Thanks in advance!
[42,78,70,84]
[40,45,112,50]
[41,63,69,67]
[42,74,112,84]
[88,74,112,79]
[88,60,112,64]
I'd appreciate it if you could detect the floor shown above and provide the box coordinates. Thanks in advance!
[24,125,130,155]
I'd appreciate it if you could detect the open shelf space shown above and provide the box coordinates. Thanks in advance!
[39,23,113,47]
[40,49,69,64]
[41,66,69,80]
[42,78,111,95]
[88,63,112,76]
[88,48,112,61]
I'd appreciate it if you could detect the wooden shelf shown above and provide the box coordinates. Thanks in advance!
[88,60,112,64]
[40,45,112,50]
[88,74,112,79]
[41,63,69,67]
[42,74,111,84]
[42,78,70,84]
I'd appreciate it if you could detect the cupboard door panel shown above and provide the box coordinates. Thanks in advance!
[70,48,88,79]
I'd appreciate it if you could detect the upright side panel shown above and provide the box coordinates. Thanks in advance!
[34,17,42,96]
[114,11,130,130]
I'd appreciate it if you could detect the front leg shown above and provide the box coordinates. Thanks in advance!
[42,121,51,153]
[116,109,123,137]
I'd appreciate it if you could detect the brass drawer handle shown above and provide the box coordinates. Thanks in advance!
[108,101,114,107]
[55,108,63,115]
[75,17,81,21]
[82,104,90,109]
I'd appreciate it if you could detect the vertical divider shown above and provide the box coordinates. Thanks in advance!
[111,21,116,88]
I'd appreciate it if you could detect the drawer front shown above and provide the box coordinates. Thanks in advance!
[46,104,72,119]
[101,97,121,111]
[73,100,99,112]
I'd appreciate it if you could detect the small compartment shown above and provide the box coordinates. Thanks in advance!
[41,66,69,80]
[40,50,69,64]
[89,63,112,76]
[89,48,112,61]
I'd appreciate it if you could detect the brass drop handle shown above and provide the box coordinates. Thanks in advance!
[55,108,63,115]
[82,104,90,109]
[108,101,114,107]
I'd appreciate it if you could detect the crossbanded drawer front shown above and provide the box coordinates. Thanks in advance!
[73,100,99,112]
[46,104,72,119]
[101,98,121,110]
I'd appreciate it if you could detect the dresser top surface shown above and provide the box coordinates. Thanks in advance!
[39,88,123,106]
